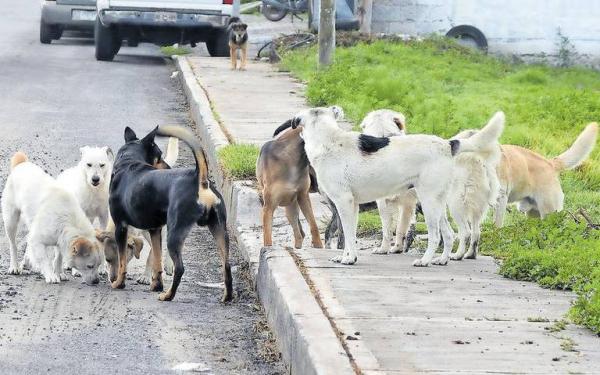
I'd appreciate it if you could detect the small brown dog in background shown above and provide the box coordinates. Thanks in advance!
[256,119,323,249]
[228,17,248,70]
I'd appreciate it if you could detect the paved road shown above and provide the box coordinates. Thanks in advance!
[0,2,284,374]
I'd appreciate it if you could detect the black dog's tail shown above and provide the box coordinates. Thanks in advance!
[156,126,220,208]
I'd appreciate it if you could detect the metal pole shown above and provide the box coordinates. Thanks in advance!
[359,0,373,34]
[232,0,241,17]
[318,0,335,68]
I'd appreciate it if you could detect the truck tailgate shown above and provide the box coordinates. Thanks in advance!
[108,0,227,10]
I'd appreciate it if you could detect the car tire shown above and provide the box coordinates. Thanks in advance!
[95,17,117,61]
[40,19,59,44]
[206,26,230,57]
[446,25,488,52]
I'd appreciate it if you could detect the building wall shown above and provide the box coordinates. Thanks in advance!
[371,0,600,67]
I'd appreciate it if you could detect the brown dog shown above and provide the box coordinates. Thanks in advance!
[256,120,323,249]
[228,17,248,70]
[495,122,598,226]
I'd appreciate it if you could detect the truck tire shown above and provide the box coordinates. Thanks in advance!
[40,19,59,44]
[95,17,117,61]
[446,25,488,52]
[206,26,230,57]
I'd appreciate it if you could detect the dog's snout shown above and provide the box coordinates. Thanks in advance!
[91,175,100,186]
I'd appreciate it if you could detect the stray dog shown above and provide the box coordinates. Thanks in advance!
[109,126,232,302]
[445,127,501,261]
[228,17,248,70]
[256,119,324,249]
[291,107,504,266]
[95,219,145,283]
[2,152,102,284]
[358,110,419,255]
[494,122,598,226]
[57,146,114,228]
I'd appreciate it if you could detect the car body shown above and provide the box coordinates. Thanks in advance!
[40,0,97,44]
[95,0,238,61]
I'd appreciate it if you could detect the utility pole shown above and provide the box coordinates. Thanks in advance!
[358,0,373,34]
[318,0,335,68]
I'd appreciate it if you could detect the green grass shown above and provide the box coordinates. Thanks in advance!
[281,37,600,334]
[217,144,260,179]
[160,45,192,56]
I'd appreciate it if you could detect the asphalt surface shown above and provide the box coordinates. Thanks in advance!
[0,2,284,374]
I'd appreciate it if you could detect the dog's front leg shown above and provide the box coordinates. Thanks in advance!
[149,228,164,292]
[230,45,237,70]
[53,247,68,281]
[240,46,247,70]
[413,198,443,267]
[431,215,454,265]
[494,192,508,227]
[111,223,129,289]
[136,249,153,285]
[392,194,418,253]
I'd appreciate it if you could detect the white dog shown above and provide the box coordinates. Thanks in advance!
[292,107,504,266]
[57,146,114,228]
[2,152,103,284]
[446,128,501,261]
[359,109,419,255]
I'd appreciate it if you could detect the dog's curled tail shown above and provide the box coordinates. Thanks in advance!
[450,111,505,156]
[228,16,241,25]
[164,137,179,167]
[552,122,598,171]
[156,126,220,208]
[10,151,28,171]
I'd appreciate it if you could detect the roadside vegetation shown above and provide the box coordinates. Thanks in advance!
[160,45,192,56]
[218,144,260,179]
[280,36,600,334]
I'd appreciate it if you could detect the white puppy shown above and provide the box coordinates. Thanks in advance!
[293,107,504,266]
[2,152,103,284]
[359,110,419,255]
[57,146,114,228]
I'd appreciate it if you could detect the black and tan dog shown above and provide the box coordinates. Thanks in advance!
[228,17,248,70]
[109,126,232,302]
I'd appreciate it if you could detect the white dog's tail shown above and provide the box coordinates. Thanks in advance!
[163,137,179,167]
[450,112,505,156]
[552,123,598,171]
[10,151,28,171]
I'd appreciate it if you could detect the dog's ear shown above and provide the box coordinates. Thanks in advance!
[124,127,138,142]
[103,147,114,161]
[393,117,405,131]
[330,106,344,120]
[241,23,248,31]
[291,117,301,129]
[141,126,158,145]
[95,230,114,243]
[130,236,144,259]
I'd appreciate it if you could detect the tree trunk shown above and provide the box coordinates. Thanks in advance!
[358,0,373,34]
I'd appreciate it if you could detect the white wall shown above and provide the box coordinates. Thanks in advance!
[371,0,600,67]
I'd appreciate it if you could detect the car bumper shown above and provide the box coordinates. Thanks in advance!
[41,2,96,29]
[99,9,226,28]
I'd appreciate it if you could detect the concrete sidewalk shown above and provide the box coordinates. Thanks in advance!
[177,55,600,374]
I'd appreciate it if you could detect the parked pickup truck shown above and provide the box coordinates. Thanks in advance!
[95,0,237,61]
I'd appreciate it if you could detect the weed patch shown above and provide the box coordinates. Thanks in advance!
[218,144,259,180]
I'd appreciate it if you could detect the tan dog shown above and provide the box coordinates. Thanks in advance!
[256,120,323,249]
[495,123,598,226]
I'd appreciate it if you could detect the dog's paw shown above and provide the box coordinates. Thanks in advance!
[340,255,357,265]
[158,290,174,301]
[450,253,464,261]
[464,252,477,260]
[412,258,431,267]
[8,265,21,275]
[71,268,82,277]
[45,274,61,284]
[371,247,389,255]
[329,255,343,263]
[431,256,449,266]
[150,278,164,292]
[389,245,403,254]
[136,275,151,285]
[111,280,126,289]
[59,273,69,281]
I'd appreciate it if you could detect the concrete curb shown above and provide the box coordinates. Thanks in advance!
[174,56,355,375]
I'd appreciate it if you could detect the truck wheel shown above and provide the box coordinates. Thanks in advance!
[446,25,488,52]
[40,19,59,44]
[95,17,117,61]
[206,27,230,57]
